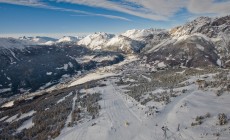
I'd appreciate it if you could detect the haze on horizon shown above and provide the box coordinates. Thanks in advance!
[0,0,230,38]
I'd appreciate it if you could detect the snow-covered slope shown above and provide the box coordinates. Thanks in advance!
[146,34,219,68]
[0,37,34,49]
[144,15,230,68]
[78,32,115,50]
[77,29,169,54]
[170,16,230,38]
[57,36,80,43]
[105,35,145,53]
[169,16,230,58]
[122,28,167,41]
[19,36,57,45]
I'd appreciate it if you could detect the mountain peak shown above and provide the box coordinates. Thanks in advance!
[57,36,79,43]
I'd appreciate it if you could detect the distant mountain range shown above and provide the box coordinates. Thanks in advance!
[1,15,230,97]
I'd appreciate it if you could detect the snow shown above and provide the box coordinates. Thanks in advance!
[105,35,142,53]
[93,56,117,63]
[78,32,114,50]
[56,64,230,140]
[176,70,186,74]
[7,48,19,60]
[57,92,73,104]
[68,62,73,68]
[68,72,117,87]
[17,117,34,132]
[196,44,205,51]
[46,72,52,75]
[0,37,34,49]
[44,41,55,45]
[157,62,167,68]
[1,100,14,108]
[75,55,118,64]
[5,114,18,122]
[64,64,69,71]
[63,92,79,131]
[15,110,36,122]
[0,116,8,121]
[0,88,11,94]
[147,38,174,53]
[57,80,157,140]
[141,74,151,82]
[4,110,36,123]
[163,91,230,140]
[57,36,79,43]
[217,59,222,66]
[122,29,166,41]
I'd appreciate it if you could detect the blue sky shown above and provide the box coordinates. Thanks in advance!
[0,0,229,38]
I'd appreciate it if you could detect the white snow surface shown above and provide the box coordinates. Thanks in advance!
[17,117,34,132]
[0,116,8,121]
[19,36,57,44]
[122,28,166,41]
[57,80,159,140]
[5,114,18,122]
[78,32,114,50]
[46,72,53,75]
[196,44,205,51]
[15,110,36,122]
[57,36,79,43]
[157,62,167,68]
[57,92,73,104]
[1,100,14,108]
[57,69,230,140]
[75,55,118,64]
[0,37,34,49]
[0,88,11,94]
[68,72,117,87]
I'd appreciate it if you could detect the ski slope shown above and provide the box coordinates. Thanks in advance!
[56,61,230,140]
[57,79,164,140]
[56,77,198,140]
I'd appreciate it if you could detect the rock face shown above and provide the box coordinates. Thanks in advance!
[0,43,124,97]
[170,16,230,38]
[146,34,219,68]
[145,15,230,68]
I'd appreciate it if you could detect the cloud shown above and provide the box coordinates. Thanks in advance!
[187,0,230,15]
[1,0,230,21]
[0,0,46,7]
[57,0,181,20]
[0,0,130,21]
[57,0,230,20]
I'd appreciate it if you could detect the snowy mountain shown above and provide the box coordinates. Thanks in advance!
[78,32,115,50]
[57,36,80,43]
[144,15,230,68]
[121,28,167,41]
[170,16,230,38]
[0,37,35,49]
[170,16,230,57]
[19,36,57,45]
[146,34,219,68]
[78,31,148,53]
[105,35,145,53]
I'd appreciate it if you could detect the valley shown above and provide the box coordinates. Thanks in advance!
[0,15,230,140]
